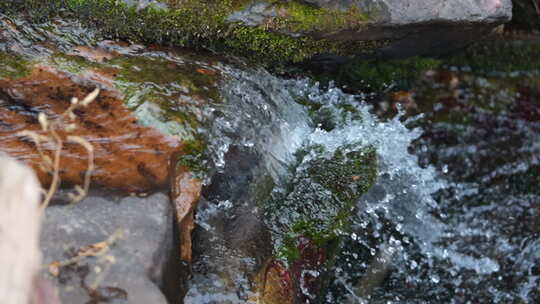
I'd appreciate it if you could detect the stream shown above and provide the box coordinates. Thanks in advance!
[193,69,540,303]
[0,11,539,304]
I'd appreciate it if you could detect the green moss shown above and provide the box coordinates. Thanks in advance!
[268,145,378,264]
[0,52,33,79]
[0,0,379,64]
[225,25,332,63]
[412,71,540,128]
[176,138,208,177]
[294,93,363,131]
[267,0,368,33]
[443,39,540,74]
[294,96,322,113]
[279,234,301,263]
[49,53,102,74]
[308,147,377,202]
[338,56,441,92]
[45,49,223,140]
[110,56,222,102]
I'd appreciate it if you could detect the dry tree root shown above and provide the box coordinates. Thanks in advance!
[46,229,123,280]
[45,229,125,302]
[17,88,100,208]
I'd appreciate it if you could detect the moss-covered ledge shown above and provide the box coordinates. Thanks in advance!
[0,0,381,64]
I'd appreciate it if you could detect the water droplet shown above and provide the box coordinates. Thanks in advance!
[442,165,449,174]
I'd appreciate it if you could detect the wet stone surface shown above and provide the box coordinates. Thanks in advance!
[227,0,512,60]
[0,14,227,192]
[0,0,512,65]
[40,192,177,304]
[0,65,180,192]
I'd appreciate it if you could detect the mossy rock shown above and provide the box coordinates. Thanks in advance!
[258,144,377,302]
[0,11,229,177]
[266,144,378,263]
[312,36,540,95]
[256,0,369,34]
[1,0,512,66]
[0,0,378,64]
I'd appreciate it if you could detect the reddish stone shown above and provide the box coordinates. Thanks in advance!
[0,65,181,192]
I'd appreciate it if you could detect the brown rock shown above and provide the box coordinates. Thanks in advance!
[170,159,202,264]
[0,65,180,192]
[252,261,294,304]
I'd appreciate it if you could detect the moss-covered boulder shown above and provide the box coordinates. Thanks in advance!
[183,141,377,303]
[1,0,512,65]
[256,144,377,302]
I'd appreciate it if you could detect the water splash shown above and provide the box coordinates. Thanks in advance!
[2,12,536,302]
[189,72,510,302]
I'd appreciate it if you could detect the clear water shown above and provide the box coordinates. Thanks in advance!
[1,12,538,303]
[190,69,540,302]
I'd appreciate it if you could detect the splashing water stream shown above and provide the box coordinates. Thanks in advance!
[1,12,538,303]
[188,67,537,302]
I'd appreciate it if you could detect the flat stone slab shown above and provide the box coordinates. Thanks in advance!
[39,192,175,304]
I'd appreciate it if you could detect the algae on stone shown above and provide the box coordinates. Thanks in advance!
[0,0,377,63]
[0,52,33,79]
[339,56,441,92]
[254,143,377,302]
[266,144,377,264]
[44,46,222,177]
[264,0,368,34]
[443,39,540,74]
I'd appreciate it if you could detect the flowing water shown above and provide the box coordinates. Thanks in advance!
[193,67,540,303]
[1,12,539,303]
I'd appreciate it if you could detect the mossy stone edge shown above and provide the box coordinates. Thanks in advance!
[0,0,382,64]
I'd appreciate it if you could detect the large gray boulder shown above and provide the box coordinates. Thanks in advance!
[228,0,512,61]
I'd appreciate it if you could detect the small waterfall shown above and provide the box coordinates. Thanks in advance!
[2,11,538,303]
[187,70,505,302]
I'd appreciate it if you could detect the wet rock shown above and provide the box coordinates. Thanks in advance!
[227,0,513,61]
[258,145,378,302]
[39,192,177,304]
[185,146,275,303]
[170,162,202,264]
[66,46,118,63]
[0,15,229,193]
[0,65,180,192]
[0,0,512,64]
[185,142,378,303]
